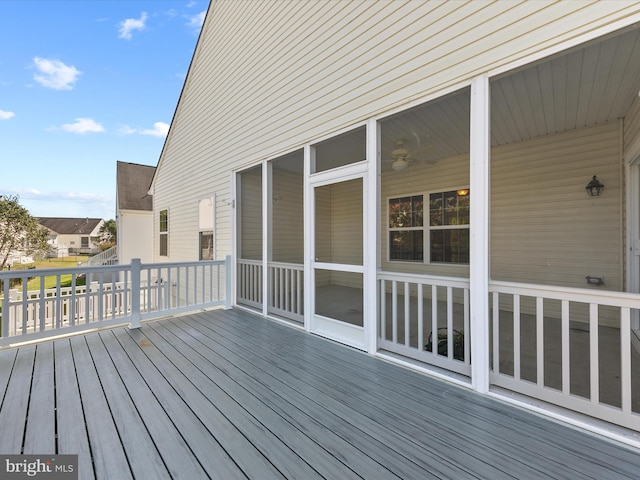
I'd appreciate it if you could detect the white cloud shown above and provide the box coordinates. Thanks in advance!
[33,57,81,90]
[5,188,114,219]
[117,124,137,135]
[140,122,169,138]
[60,118,105,134]
[0,109,15,120]
[118,12,148,40]
[117,122,168,137]
[186,10,206,32]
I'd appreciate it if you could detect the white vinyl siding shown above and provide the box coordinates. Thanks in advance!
[272,170,304,264]
[491,122,622,291]
[151,1,640,263]
[239,167,262,260]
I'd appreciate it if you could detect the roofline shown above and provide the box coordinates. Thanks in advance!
[148,0,215,194]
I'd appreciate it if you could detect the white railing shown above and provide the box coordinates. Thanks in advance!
[237,259,263,309]
[0,256,231,347]
[268,262,304,323]
[378,271,471,376]
[79,245,118,267]
[489,280,640,431]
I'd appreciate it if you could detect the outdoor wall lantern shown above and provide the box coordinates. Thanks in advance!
[585,175,604,196]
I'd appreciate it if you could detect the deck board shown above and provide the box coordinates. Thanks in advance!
[0,308,639,479]
[0,346,34,453]
[70,335,133,480]
[205,310,618,479]
[53,339,95,480]
[111,328,247,480]
[97,330,209,479]
[23,342,55,454]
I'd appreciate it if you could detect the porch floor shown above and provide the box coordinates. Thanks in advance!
[1,309,640,479]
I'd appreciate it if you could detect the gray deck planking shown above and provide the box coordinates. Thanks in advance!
[110,328,248,480]
[0,307,639,479]
[23,342,55,454]
[53,339,95,480]
[97,330,209,480]
[185,312,526,479]
[203,311,614,479]
[173,313,477,479]
[70,335,133,479]
[147,319,399,480]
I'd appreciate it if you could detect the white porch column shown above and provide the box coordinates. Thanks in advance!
[303,144,313,333]
[262,161,271,317]
[365,118,381,354]
[470,75,491,393]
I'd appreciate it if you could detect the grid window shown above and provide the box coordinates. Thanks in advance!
[389,189,469,264]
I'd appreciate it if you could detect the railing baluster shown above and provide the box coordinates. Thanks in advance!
[55,275,62,330]
[536,297,544,387]
[464,288,470,364]
[39,277,46,332]
[447,286,453,360]
[431,285,438,356]
[404,282,410,347]
[621,307,632,413]
[561,300,570,395]
[391,281,397,344]
[380,279,386,341]
[418,284,423,352]
[22,280,28,335]
[492,291,499,372]
[589,303,599,404]
[513,294,520,380]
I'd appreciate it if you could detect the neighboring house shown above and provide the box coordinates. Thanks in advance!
[116,161,155,265]
[148,1,640,440]
[38,217,104,255]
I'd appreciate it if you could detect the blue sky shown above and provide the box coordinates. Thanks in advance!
[0,0,206,220]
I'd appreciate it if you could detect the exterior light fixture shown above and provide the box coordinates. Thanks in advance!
[585,175,604,196]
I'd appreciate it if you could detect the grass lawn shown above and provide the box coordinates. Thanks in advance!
[9,256,90,291]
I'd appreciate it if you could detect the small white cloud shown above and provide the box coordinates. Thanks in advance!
[118,12,148,40]
[0,109,15,120]
[117,124,137,135]
[33,57,81,90]
[186,10,205,32]
[140,121,169,138]
[60,118,105,134]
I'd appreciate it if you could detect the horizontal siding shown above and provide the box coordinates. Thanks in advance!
[491,122,622,290]
[239,167,262,260]
[153,0,640,262]
[272,170,304,264]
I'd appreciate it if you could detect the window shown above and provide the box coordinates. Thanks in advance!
[199,232,214,260]
[389,195,423,261]
[81,237,89,248]
[198,196,215,260]
[389,189,469,264]
[159,209,168,256]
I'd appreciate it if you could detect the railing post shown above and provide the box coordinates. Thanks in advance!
[225,255,232,310]
[129,258,142,329]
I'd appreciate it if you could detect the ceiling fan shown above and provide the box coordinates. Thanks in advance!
[389,138,436,171]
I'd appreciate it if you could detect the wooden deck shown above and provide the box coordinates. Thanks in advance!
[1,308,639,479]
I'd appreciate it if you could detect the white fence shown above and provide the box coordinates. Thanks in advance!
[489,280,640,432]
[378,271,471,376]
[237,259,305,323]
[0,257,231,347]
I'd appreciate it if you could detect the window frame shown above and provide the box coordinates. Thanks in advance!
[198,195,215,260]
[159,208,169,257]
[387,188,470,265]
